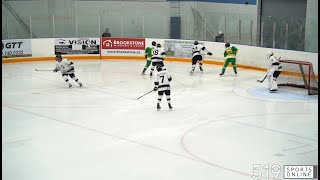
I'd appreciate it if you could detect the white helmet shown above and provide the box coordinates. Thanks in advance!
[267,51,273,59]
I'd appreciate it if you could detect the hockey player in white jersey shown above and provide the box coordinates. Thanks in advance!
[153,65,173,110]
[190,41,212,74]
[53,54,83,88]
[266,51,282,92]
[150,43,166,77]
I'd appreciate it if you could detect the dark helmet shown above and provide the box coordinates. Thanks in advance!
[55,54,62,61]
[225,43,230,48]
[194,41,198,45]
[156,65,162,72]
[152,41,156,46]
[156,43,161,48]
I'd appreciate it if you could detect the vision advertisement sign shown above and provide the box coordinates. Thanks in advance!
[54,38,100,55]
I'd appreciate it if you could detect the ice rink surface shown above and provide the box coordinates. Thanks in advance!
[2,60,318,180]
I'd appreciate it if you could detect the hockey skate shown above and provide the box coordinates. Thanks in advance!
[199,67,203,72]
[68,84,72,88]
[150,72,153,77]
[168,103,173,110]
[79,83,83,87]
[219,72,224,76]
[141,69,146,75]
[234,71,237,75]
[157,103,161,110]
[189,69,194,75]
[270,89,278,93]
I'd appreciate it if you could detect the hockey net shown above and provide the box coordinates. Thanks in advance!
[277,60,318,95]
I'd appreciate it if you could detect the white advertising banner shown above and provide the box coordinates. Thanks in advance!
[163,39,205,58]
[2,39,32,58]
[54,38,100,55]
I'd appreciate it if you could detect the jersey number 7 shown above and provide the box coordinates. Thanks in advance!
[160,75,164,83]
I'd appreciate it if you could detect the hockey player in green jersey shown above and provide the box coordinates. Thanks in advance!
[141,41,156,75]
[220,43,238,76]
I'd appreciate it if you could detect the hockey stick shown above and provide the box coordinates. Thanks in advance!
[136,89,154,100]
[257,57,281,83]
[257,75,267,83]
[35,69,53,71]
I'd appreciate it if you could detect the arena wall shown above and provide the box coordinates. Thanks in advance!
[2,38,318,75]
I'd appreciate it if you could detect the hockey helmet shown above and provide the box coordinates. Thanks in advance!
[267,51,273,58]
[194,41,198,45]
[156,65,162,72]
[218,31,223,35]
[152,41,156,46]
[156,43,161,48]
[55,54,62,61]
[225,43,230,48]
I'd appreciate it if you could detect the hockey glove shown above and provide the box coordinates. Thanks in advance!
[207,52,212,55]
[145,55,148,59]
[53,68,58,72]
[153,86,158,91]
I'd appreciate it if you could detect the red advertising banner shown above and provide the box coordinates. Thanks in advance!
[101,38,145,50]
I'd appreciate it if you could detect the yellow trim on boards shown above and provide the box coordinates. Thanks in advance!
[2,55,318,79]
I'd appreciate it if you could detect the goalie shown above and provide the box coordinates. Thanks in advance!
[266,51,282,92]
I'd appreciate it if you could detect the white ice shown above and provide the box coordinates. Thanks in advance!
[2,60,318,180]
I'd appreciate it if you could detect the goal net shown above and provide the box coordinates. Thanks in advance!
[277,60,318,95]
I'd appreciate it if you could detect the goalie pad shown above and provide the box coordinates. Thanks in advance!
[267,69,275,89]
[270,79,278,92]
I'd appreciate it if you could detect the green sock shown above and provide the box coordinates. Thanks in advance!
[233,66,237,72]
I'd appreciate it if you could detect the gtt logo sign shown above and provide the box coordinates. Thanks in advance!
[2,41,23,49]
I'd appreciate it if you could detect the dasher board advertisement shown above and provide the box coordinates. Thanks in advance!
[101,38,145,56]
[2,39,32,58]
[163,39,205,58]
[54,38,100,55]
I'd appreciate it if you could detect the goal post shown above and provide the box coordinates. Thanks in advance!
[277,60,318,95]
